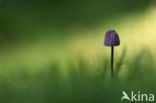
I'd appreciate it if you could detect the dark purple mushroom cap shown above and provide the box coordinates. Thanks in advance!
[104,29,120,46]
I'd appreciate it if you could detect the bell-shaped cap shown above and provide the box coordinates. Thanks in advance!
[104,29,120,46]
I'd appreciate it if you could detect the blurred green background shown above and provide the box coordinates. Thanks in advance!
[0,0,156,103]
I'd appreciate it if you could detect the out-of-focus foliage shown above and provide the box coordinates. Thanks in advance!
[0,48,156,103]
[0,0,149,41]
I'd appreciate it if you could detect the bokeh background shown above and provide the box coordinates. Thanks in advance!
[0,0,156,103]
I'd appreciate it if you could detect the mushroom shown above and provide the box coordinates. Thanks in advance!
[104,29,120,79]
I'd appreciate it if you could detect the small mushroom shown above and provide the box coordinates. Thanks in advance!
[104,29,120,79]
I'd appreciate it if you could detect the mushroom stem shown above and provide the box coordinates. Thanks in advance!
[111,46,114,79]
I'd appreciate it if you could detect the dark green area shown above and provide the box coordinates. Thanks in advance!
[0,0,149,41]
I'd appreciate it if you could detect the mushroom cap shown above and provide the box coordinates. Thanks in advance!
[104,29,120,46]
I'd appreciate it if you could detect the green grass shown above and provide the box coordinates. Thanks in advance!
[0,47,156,103]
